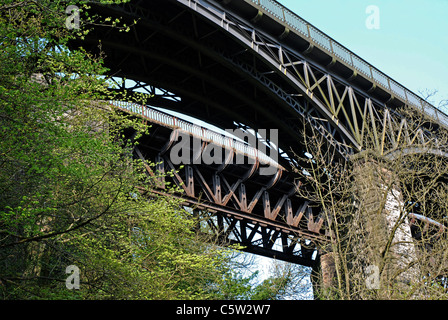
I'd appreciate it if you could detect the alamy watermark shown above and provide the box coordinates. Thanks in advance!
[365,265,380,289]
[65,265,80,290]
[365,5,380,30]
[169,128,279,176]
[65,5,80,30]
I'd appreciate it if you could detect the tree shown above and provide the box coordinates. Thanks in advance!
[0,0,258,300]
[250,261,313,300]
[294,102,448,299]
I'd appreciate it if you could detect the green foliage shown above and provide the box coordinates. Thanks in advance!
[0,0,305,301]
[0,0,256,300]
[250,276,289,300]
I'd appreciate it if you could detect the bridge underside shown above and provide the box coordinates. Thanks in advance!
[71,0,448,267]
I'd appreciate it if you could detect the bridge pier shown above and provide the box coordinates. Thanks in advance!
[310,249,337,299]
[351,157,420,297]
[311,157,421,299]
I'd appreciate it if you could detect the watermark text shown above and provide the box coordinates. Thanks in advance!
[65,265,80,290]
[65,5,80,30]
[365,5,380,30]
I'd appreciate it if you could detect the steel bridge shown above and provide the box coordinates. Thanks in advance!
[75,0,448,267]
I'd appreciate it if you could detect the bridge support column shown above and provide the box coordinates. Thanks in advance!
[311,245,337,299]
[352,157,420,297]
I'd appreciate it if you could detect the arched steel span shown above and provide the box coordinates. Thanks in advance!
[77,0,448,165]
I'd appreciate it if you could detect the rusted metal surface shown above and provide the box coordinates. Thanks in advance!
[409,212,447,233]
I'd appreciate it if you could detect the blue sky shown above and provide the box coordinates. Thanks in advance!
[278,0,448,110]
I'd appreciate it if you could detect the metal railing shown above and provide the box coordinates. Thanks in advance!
[110,100,282,168]
[246,0,448,126]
